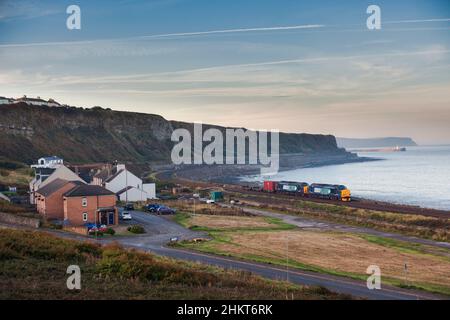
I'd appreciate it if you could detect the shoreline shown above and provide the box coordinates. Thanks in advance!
[154,152,380,185]
[153,155,450,215]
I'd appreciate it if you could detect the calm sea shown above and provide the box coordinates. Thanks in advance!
[242,145,450,211]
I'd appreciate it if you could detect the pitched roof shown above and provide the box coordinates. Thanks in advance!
[116,186,134,195]
[35,167,56,175]
[63,184,115,197]
[93,168,111,180]
[17,97,47,102]
[40,156,63,161]
[36,179,83,197]
[104,169,124,183]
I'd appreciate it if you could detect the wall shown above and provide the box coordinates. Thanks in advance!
[143,183,156,199]
[105,169,142,193]
[36,182,77,220]
[118,187,148,202]
[64,194,117,226]
[0,212,40,228]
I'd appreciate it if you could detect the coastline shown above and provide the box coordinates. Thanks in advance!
[153,152,380,184]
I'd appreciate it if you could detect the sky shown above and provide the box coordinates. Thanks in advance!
[0,0,449,144]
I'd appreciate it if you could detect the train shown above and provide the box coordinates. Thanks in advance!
[263,180,351,202]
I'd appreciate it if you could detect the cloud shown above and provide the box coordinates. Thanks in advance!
[385,18,450,24]
[0,0,60,21]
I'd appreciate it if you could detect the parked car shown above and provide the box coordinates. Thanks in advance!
[124,203,134,210]
[156,206,176,215]
[146,203,161,212]
[206,199,215,204]
[120,211,132,220]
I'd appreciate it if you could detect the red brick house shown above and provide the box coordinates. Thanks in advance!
[35,179,118,227]
[63,184,118,226]
[35,179,84,220]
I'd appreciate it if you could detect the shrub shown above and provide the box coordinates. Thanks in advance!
[0,169,9,177]
[105,228,116,235]
[127,225,145,234]
[0,200,27,214]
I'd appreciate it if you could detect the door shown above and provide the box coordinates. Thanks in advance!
[99,212,108,225]
[108,212,114,225]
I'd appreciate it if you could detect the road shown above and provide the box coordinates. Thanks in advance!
[113,209,445,300]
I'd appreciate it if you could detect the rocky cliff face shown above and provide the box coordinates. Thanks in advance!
[0,103,350,165]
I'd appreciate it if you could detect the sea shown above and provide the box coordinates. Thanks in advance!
[242,145,450,211]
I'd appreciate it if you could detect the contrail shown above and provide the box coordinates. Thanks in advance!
[0,24,324,48]
[386,18,450,24]
[137,24,325,39]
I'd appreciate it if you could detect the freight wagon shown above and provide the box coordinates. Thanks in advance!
[307,183,351,202]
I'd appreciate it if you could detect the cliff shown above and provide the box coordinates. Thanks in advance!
[0,103,352,165]
[337,137,418,149]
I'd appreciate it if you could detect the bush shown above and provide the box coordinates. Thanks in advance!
[105,228,116,235]
[127,225,145,234]
[0,169,9,177]
[88,230,104,237]
[0,200,27,214]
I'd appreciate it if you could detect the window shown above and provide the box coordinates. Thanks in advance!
[82,197,87,207]
[82,212,88,222]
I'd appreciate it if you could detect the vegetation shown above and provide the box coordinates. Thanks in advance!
[0,200,27,214]
[0,229,350,299]
[127,225,145,234]
[0,103,346,164]
[175,213,450,296]
[235,194,450,242]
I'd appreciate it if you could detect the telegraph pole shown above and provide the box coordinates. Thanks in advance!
[125,165,128,203]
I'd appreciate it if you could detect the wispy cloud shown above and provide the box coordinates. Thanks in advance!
[386,18,450,24]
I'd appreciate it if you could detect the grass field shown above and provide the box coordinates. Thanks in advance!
[176,213,450,296]
[232,194,450,242]
[0,228,350,300]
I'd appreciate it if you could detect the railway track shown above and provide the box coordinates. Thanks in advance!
[223,185,450,219]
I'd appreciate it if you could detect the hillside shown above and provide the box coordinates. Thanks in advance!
[0,103,352,165]
[0,228,348,299]
[337,137,418,149]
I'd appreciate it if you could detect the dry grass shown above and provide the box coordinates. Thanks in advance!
[179,214,450,294]
[213,230,450,288]
[187,214,274,229]
[237,197,450,242]
[0,228,350,300]
[0,168,33,187]
[167,200,252,217]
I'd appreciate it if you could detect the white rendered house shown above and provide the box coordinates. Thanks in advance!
[95,164,156,202]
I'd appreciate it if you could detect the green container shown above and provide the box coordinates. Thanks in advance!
[210,191,223,201]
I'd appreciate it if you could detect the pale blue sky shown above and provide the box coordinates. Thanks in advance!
[0,0,449,144]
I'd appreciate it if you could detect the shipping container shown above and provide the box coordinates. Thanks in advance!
[263,181,278,192]
[210,191,223,201]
